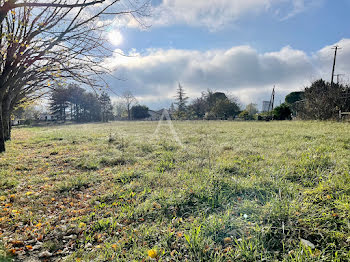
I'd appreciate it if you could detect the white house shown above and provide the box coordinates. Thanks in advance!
[38,113,53,121]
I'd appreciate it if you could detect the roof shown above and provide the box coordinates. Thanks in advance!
[148,109,166,115]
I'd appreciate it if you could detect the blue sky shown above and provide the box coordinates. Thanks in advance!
[105,0,350,110]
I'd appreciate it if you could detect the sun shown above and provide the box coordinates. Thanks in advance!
[107,30,123,46]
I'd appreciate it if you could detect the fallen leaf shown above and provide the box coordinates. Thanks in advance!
[224,237,232,244]
[301,239,315,249]
[11,240,24,247]
[148,249,157,258]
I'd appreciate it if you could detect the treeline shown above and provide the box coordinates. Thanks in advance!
[171,84,289,120]
[49,84,113,122]
[172,85,241,120]
[172,80,350,121]
[23,79,350,126]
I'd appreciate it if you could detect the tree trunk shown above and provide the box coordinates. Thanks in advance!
[63,105,66,122]
[0,103,5,153]
[2,97,11,141]
[8,118,11,139]
[127,105,130,120]
[3,112,10,141]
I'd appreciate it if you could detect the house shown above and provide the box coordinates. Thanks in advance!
[38,113,53,121]
[262,101,270,112]
[11,119,21,126]
[146,109,164,121]
[145,109,175,121]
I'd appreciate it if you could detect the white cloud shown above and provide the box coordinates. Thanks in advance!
[105,39,350,108]
[119,0,322,31]
[280,0,324,20]
[150,0,273,30]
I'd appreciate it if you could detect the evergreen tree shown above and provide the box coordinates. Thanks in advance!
[99,92,113,122]
[49,86,69,121]
[273,103,292,120]
[66,84,86,122]
[169,103,175,113]
[131,105,150,119]
[174,83,189,118]
[49,84,103,123]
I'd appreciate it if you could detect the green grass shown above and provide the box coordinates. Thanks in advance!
[0,121,350,261]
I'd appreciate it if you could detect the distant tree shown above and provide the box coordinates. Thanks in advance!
[174,83,189,114]
[206,91,227,108]
[285,91,305,117]
[188,96,207,119]
[12,106,25,120]
[169,103,175,113]
[285,91,304,104]
[238,110,252,120]
[13,102,43,125]
[49,84,102,123]
[49,86,69,121]
[210,98,240,119]
[273,103,292,120]
[131,105,150,120]
[99,92,113,122]
[245,103,258,116]
[83,93,102,122]
[188,90,240,120]
[66,84,86,122]
[122,91,137,120]
[113,102,127,119]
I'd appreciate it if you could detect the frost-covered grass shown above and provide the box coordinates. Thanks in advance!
[0,121,350,261]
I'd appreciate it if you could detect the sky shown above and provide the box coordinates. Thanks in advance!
[103,0,350,110]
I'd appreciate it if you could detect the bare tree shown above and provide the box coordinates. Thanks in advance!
[122,90,137,120]
[0,0,108,23]
[246,103,258,116]
[113,101,127,119]
[0,0,149,152]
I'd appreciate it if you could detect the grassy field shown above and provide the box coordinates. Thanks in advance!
[0,121,350,261]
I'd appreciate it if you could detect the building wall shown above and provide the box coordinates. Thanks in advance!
[262,101,270,112]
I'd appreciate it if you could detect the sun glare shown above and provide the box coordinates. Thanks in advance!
[108,30,123,46]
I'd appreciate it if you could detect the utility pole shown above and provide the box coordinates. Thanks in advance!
[268,86,275,119]
[331,46,341,87]
[271,86,275,111]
